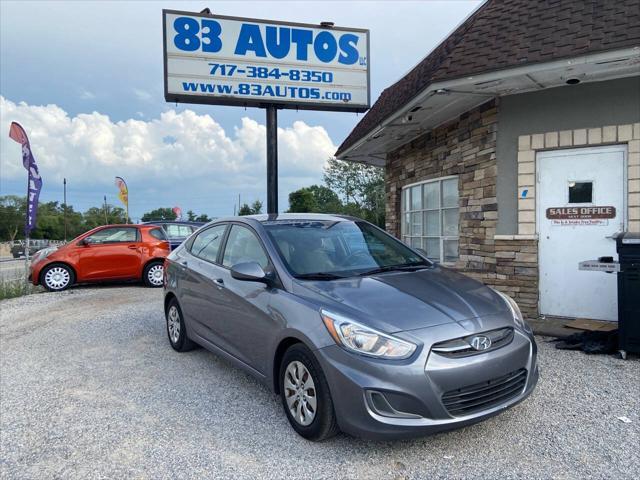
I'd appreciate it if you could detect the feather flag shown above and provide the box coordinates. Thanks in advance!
[172,206,182,220]
[114,176,130,222]
[9,122,42,235]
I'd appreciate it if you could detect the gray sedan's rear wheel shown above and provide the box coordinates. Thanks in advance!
[279,344,339,441]
[166,298,195,352]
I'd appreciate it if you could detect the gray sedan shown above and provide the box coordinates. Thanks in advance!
[163,214,538,441]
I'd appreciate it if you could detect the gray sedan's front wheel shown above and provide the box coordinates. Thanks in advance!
[279,343,339,441]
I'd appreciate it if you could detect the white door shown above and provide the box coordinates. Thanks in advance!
[537,145,626,320]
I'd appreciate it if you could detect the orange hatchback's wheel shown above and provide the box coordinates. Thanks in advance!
[41,264,74,291]
[143,261,164,288]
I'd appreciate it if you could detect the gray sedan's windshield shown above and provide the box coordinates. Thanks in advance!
[263,220,430,278]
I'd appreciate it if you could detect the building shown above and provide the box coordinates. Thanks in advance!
[336,0,640,321]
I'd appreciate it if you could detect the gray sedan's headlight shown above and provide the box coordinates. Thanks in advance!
[321,310,416,359]
[492,289,530,331]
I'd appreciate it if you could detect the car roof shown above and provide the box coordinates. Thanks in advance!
[141,220,205,226]
[93,224,151,228]
[211,213,357,224]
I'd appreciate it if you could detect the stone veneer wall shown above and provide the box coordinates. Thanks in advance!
[385,99,539,318]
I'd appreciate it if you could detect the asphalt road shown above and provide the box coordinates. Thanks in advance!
[1,286,638,479]
[0,259,26,282]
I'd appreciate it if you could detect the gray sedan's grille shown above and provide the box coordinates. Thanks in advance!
[431,327,514,358]
[442,368,527,417]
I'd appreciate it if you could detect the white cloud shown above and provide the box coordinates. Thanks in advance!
[0,96,336,214]
[133,88,154,102]
[79,89,96,100]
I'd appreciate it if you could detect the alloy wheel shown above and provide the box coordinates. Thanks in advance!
[284,360,317,426]
[44,267,70,290]
[147,264,164,286]
[167,305,181,344]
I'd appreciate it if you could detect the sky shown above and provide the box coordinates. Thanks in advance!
[0,0,481,220]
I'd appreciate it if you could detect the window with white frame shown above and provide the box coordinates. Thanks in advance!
[401,176,459,263]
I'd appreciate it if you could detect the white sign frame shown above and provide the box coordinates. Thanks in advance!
[163,9,370,112]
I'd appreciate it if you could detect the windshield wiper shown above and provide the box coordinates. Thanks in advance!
[294,272,346,280]
[356,263,430,276]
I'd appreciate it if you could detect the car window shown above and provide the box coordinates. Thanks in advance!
[264,220,426,276]
[165,224,193,238]
[222,225,269,269]
[86,227,138,244]
[190,225,226,263]
[149,228,168,241]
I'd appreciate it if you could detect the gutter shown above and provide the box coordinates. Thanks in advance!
[336,46,640,161]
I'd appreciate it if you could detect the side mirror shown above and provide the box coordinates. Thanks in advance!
[79,238,92,246]
[230,261,272,284]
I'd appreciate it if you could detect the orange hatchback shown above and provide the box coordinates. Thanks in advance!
[30,224,171,291]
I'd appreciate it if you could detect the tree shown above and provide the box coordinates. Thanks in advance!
[288,188,316,213]
[195,214,211,222]
[323,158,385,227]
[287,185,342,213]
[83,205,127,229]
[0,195,25,241]
[238,200,262,216]
[251,200,263,215]
[324,157,384,206]
[141,208,177,222]
[238,203,253,216]
[186,210,196,221]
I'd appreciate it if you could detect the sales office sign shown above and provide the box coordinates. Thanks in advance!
[163,10,370,112]
[546,206,616,226]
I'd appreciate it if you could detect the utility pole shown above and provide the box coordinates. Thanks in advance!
[103,195,108,224]
[63,178,67,241]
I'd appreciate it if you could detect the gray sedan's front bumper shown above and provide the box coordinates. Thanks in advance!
[316,327,538,440]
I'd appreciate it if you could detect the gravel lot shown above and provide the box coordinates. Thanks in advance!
[1,286,638,479]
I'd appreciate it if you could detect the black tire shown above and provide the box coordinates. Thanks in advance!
[279,343,339,441]
[143,260,165,288]
[40,263,75,292]
[166,298,196,352]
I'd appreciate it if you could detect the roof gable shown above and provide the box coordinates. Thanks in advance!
[336,0,640,157]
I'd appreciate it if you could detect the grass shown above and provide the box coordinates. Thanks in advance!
[0,278,41,300]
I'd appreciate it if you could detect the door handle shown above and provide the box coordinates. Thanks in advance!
[127,245,138,250]
[214,278,225,287]
[179,260,188,267]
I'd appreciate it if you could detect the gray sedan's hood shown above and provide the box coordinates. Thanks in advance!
[295,267,509,333]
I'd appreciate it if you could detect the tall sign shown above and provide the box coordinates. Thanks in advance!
[162,10,371,214]
[163,10,370,112]
[8,122,42,236]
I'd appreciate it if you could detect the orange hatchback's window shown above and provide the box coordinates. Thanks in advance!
[85,227,139,244]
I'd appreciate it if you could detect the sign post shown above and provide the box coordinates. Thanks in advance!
[162,10,370,214]
[63,177,67,241]
[266,105,278,214]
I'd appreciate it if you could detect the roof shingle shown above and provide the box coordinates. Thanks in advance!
[336,0,640,156]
